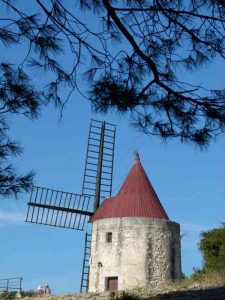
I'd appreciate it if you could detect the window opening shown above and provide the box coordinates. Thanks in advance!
[106,232,112,243]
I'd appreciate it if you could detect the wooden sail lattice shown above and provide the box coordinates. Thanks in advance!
[80,232,92,293]
[25,119,116,292]
[26,186,93,231]
[82,119,116,208]
[80,119,116,292]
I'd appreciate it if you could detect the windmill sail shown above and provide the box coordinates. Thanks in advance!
[25,119,116,293]
[82,119,116,212]
[80,119,116,292]
[80,232,92,293]
[26,186,93,230]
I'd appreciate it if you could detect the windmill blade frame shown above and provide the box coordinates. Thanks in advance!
[82,119,116,212]
[80,119,116,293]
[25,119,117,293]
[26,186,93,231]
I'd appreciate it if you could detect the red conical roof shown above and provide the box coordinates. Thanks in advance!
[91,153,169,222]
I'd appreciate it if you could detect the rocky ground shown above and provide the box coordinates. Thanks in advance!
[9,271,225,300]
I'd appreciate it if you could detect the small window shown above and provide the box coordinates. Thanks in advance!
[106,232,112,243]
[98,262,103,267]
[105,277,118,291]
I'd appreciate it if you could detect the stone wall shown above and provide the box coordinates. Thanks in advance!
[89,217,181,292]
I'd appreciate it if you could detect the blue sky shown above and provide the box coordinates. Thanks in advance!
[0,1,225,295]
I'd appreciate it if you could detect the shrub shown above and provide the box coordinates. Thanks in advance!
[110,291,142,300]
[199,224,225,272]
[0,291,17,300]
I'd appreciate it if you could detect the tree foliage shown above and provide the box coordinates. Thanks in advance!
[0,0,225,197]
[199,224,225,272]
[0,64,41,198]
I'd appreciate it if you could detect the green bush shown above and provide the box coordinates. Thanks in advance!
[0,291,17,300]
[110,291,142,300]
[21,290,36,297]
[190,267,205,280]
[0,290,36,300]
[199,223,225,272]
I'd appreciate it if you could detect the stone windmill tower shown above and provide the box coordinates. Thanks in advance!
[89,152,181,292]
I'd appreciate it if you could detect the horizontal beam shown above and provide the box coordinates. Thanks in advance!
[27,202,94,217]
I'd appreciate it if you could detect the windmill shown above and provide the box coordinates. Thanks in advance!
[25,119,116,292]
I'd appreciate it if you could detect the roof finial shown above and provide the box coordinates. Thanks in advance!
[133,150,140,161]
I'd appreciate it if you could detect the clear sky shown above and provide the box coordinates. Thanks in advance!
[0,1,224,295]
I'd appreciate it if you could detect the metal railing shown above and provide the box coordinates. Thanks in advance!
[0,277,23,292]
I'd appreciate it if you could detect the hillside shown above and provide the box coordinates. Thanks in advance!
[9,271,225,300]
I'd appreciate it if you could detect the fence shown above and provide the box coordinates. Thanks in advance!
[0,277,23,292]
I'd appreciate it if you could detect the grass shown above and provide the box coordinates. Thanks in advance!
[110,291,142,300]
[109,270,225,300]
[164,269,225,291]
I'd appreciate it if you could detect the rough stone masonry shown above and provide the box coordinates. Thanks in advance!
[89,217,181,292]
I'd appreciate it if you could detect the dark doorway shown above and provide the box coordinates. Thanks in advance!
[105,277,118,291]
